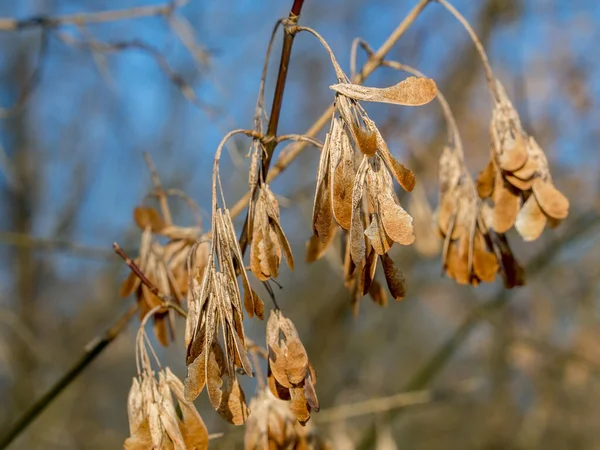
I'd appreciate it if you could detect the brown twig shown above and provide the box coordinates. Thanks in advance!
[238,0,305,254]
[112,242,187,318]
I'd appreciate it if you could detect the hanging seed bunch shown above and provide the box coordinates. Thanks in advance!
[249,181,294,281]
[125,315,209,450]
[245,389,330,450]
[438,146,524,288]
[120,204,206,346]
[477,80,569,241]
[184,135,266,425]
[266,309,319,425]
[305,28,437,308]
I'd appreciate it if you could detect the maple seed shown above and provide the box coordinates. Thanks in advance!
[330,76,437,106]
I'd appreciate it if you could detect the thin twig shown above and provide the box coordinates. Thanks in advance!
[0,4,174,31]
[0,303,139,449]
[0,231,121,259]
[435,0,499,101]
[112,242,187,318]
[316,378,480,423]
[238,0,306,255]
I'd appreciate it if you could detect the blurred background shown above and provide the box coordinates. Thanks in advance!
[0,0,599,448]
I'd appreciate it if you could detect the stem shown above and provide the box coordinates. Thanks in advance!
[229,0,432,221]
[239,0,305,254]
[0,303,139,449]
[435,0,499,101]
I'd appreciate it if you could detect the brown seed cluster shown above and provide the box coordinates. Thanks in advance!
[250,184,294,281]
[266,310,319,425]
[125,368,209,450]
[126,321,209,450]
[120,206,205,346]
[438,146,524,288]
[184,207,264,425]
[310,74,437,311]
[477,80,569,241]
[245,389,330,450]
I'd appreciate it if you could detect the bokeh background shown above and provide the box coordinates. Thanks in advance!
[1,0,599,448]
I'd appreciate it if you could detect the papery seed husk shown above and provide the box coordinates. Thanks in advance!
[271,218,294,271]
[472,234,498,282]
[285,339,309,385]
[445,243,469,285]
[477,161,495,199]
[532,177,569,220]
[511,154,538,181]
[330,76,437,106]
[492,176,520,233]
[379,195,415,246]
[313,134,333,242]
[380,152,416,193]
[364,214,392,255]
[124,418,154,450]
[120,271,140,297]
[134,206,166,232]
[289,386,311,424]
[515,193,548,241]
[331,129,355,230]
[497,131,528,172]
[505,172,533,191]
[353,125,378,158]
[381,253,406,301]
[267,367,291,401]
[439,146,462,198]
[217,377,250,425]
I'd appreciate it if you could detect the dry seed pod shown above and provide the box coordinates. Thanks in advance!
[250,184,294,281]
[245,389,330,450]
[184,207,259,424]
[120,210,204,346]
[266,310,319,424]
[330,76,437,106]
[480,79,569,239]
[438,147,523,288]
[126,320,209,450]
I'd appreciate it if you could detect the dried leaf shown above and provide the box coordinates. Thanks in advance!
[330,76,437,106]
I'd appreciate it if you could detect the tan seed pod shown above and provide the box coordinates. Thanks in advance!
[515,194,547,241]
[330,76,437,106]
[532,177,569,220]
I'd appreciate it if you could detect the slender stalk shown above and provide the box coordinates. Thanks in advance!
[238,0,305,254]
[435,0,499,101]
[0,303,139,449]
